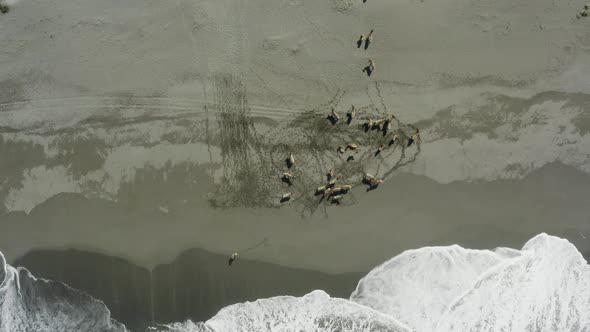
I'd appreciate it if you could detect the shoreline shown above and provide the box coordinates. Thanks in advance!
[2,162,589,274]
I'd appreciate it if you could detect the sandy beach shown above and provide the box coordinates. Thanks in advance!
[1,0,590,309]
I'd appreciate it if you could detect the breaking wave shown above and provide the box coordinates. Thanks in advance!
[351,233,590,331]
[2,233,589,332]
[149,291,409,332]
[0,251,126,332]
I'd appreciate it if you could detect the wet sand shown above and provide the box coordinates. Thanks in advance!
[1,0,590,324]
[2,162,589,275]
[15,248,361,331]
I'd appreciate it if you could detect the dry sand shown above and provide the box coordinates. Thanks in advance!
[1,0,590,274]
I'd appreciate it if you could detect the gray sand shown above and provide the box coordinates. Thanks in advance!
[1,0,590,276]
[1,163,589,275]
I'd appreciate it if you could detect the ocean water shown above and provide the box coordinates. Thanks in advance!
[1,233,589,332]
[14,248,362,332]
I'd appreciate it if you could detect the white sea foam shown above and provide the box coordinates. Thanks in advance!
[2,234,588,332]
[350,233,590,332]
[152,290,410,332]
[149,234,589,332]
[0,251,126,332]
[350,245,507,331]
[435,234,590,331]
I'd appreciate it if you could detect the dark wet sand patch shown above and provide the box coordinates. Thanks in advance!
[15,248,362,332]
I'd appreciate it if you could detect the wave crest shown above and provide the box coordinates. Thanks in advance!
[351,233,590,332]
[0,253,126,332]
